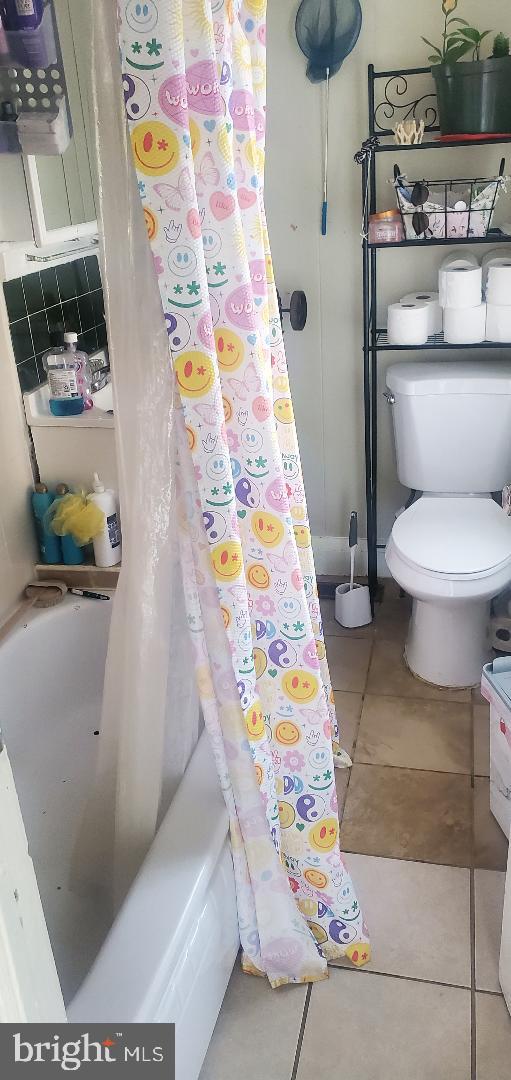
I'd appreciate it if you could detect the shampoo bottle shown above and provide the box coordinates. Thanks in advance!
[31,482,62,564]
[0,0,44,30]
[53,483,85,565]
[87,473,121,567]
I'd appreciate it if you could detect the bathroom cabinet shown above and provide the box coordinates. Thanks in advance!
[0,0,97,255]
[358,64,511,605]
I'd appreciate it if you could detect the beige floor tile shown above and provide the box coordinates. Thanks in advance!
[472,686,488,707]
[335,691,363,759]
[297,970,471,1080]
[336,768,350,819]
[320,598,374,639]
[367,640,471,704]
[199,963,306,1080]
[476,993,511,1080]
[475,870,506,993]
[334,854,471,987]
[325,636,372,693]
[474,703,490,778]
[340,764,473,867]
[355,695,472,774]
[474,778,509,872]
[374,597,411,645]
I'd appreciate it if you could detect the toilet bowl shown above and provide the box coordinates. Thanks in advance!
[386,495,511,688]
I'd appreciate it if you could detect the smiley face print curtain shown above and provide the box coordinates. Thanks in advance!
[118,0,369,984]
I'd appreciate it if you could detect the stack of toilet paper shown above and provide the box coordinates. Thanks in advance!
[387,291,442,346]
[484,248,511,342]
[439,251,486,344]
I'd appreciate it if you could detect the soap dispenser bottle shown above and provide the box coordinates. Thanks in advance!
[87,473,121,567]
[31,482,62,564]
[43,333,85,417]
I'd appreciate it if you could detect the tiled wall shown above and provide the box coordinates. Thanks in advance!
[3,254,107,394]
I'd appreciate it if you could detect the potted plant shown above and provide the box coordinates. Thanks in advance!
[423,0,511,135]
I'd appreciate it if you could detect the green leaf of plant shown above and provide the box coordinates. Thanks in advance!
[453,27,483,43]
[448,17,470,26]
[428,55,442,64]
[443,41,474,62]
[421,36,442,55]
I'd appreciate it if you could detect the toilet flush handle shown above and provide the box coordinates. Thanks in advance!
[383,390,395,405]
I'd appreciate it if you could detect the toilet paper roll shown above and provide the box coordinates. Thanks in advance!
[486,263,511,306]
[486,303,511,343]
[439,265,483,309]
[441,250,479,271]
[401,291,443,335]
[482,247,511,290]
[387,302,429,345]
[444,303,487,344]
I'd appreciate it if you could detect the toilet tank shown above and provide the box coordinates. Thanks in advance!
[386,361,511,493]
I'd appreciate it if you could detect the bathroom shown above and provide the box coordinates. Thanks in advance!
[1,0,511,1076]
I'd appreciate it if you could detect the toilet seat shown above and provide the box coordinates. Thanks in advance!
[392,497,511,578]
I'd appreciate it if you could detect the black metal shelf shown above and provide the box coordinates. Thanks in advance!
[375,330,511,351]
[375,135,511,153]
[359,63,511,607]
[369,231,511,250]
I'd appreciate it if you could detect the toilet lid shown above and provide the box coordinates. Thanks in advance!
[392,498,511,575]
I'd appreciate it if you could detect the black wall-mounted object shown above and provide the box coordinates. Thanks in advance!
[277,289,307,332]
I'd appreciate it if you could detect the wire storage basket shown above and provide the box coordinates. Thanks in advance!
[393,159,508,241]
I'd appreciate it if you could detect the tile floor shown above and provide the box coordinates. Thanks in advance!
[200,587,511,1079]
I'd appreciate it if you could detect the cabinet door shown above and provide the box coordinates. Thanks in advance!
[0,734,66,1022]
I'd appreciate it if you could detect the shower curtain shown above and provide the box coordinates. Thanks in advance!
[113,0,369,985]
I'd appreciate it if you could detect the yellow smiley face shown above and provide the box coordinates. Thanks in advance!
[254,762,263,786]
[345,941,371,968]
[251,511,284,549]
[282,670,319,704]
[275,720,301,746]
[278,801,296,829]
[222,395,233,422]
[247,563,270,590]
[211,541,243,581]
[304,868,329,889]
[189,117,201,159]
[186,425,196,451]
[175,351,215,398]
[215,327,245,372]
[273,374,289,395]
[316,640,326,661]
[274,398,294,425]
[265,253,274,284]
[309,817,338,853]
[294,525,311,549]
[221,605,231,629]
[131,121,179,176]
[291,505,306,523]
[144,206,158,240]
[253,647,267,679]
[245,701,265,741]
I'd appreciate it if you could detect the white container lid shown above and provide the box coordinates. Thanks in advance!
[386,361,511,396]
[393,498,511,575]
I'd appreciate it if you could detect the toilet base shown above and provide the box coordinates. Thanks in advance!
[406,597,491,689]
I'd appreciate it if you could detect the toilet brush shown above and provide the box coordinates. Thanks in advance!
[335,511,372,628]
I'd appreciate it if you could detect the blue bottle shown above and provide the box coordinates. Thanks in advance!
[0,0,44,31]
[53,483,84,565]
[31,483,62,564]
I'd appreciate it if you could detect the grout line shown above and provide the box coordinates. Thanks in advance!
[329,963,472,994]
[470,700,477,1080]
[344,761,473,778]
[290,982,311,1080]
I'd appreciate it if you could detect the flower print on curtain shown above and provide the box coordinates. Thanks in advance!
[119,0,370,984]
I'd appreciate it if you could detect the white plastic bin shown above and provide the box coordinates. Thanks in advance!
[481,660,511,838]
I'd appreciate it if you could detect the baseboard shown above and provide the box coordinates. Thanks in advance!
[312,536,391,579]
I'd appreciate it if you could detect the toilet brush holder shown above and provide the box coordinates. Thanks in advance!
[335,583,372,629]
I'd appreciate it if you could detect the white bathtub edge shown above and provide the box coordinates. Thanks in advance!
[68,730,239,1064]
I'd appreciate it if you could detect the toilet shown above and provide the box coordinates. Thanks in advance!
[385,360,511,689]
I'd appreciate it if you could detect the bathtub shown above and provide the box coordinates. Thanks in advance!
[0,595,239,1079]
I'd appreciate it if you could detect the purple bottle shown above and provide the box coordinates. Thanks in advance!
[0,0,43,31]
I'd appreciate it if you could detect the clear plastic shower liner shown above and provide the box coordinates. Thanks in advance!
[72,0,199,908]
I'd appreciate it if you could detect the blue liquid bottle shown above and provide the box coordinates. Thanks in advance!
[53,483,84,565]
[31,483,62,564]
[43,333,85,417]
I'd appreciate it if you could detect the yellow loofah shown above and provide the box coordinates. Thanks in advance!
[46,494,105,546]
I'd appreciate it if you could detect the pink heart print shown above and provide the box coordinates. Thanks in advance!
[210,191,236,220]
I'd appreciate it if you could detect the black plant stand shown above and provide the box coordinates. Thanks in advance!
[357,64,511,607]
